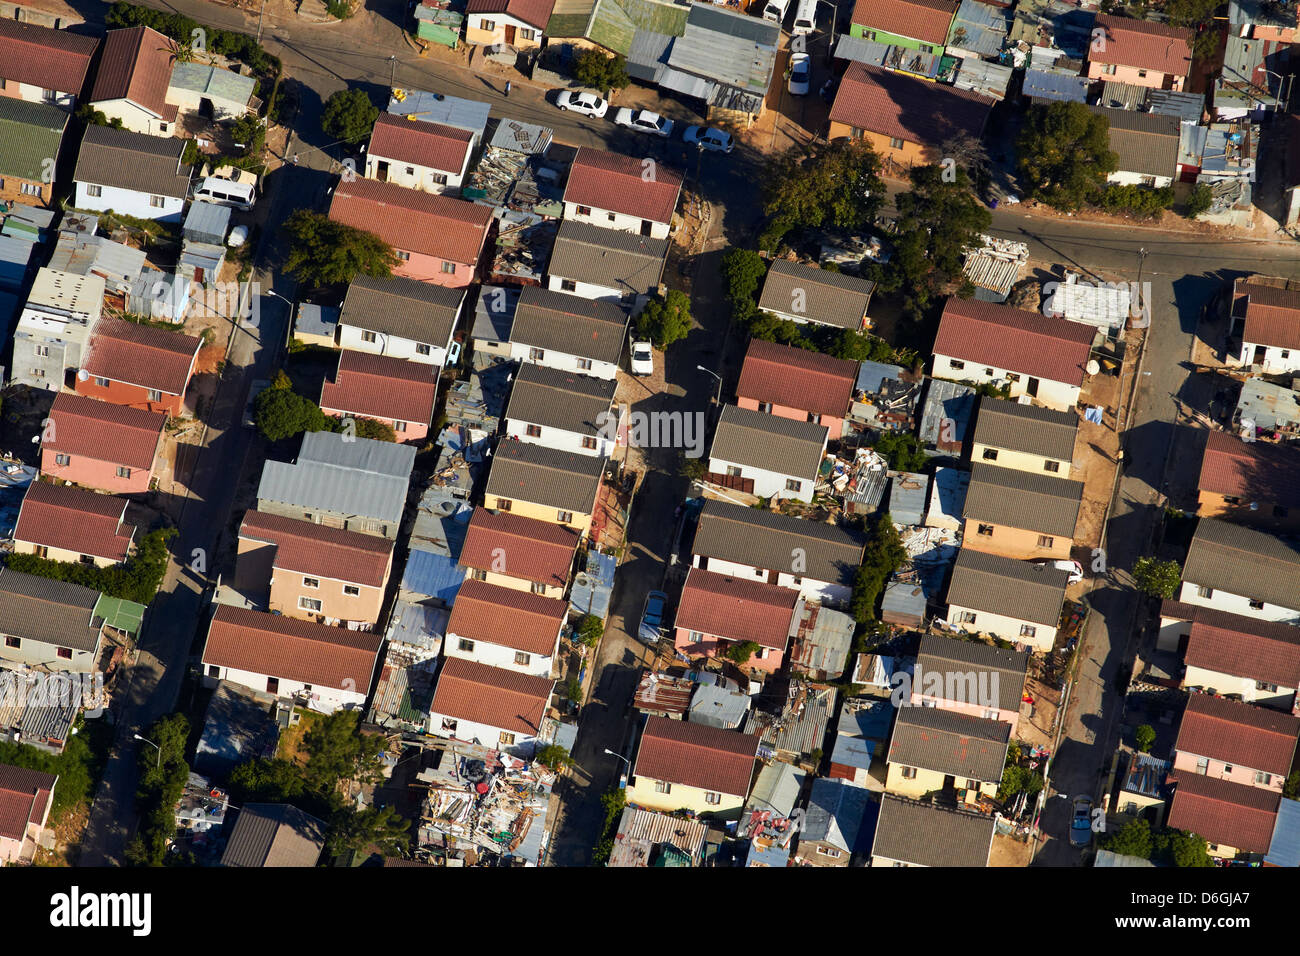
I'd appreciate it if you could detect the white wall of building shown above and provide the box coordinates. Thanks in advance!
[74,180,184,222]
[202,664,368,714]
[562,201,671,240]
[1107,170,1174,188]
[428,711,541,750]
[545,273,644,309]
[705,455,815,503]
[444,632,556,677]
[505,417,612,457]
[691,554,849,606]
[946,603,1057,652]
[507,341,619,381]
[1238,340,1300,374]
[90,97,173,137]
[365,148,471,194]
[1183,665,1297,709]
[1176,581,1300,623]
[931,353,1081,412]
[337,323,453,367]
[5,82,76,108]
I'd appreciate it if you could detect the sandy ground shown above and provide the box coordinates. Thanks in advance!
[989,832,1033,867]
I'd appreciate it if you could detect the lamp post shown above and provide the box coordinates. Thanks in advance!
[604,748,631,788]
[814,0,837,63]
[133,733,161,771]
[696,365,723,406]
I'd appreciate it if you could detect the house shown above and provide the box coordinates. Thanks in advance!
[870,795,995,866]
[0,19,97,109]
[256,431,416,539]
[503,363,618,457]
[200,604,383,712]
[507,287,628,380]
[328,178,492,286]
[444,578,566,677]
[1215,35,1289,118]
[427,655,554,751]
[829,62,995,168]
[1177,518,1300,623]
[1086,14,1194,92]
[41,392,166,495]
[1232,276,1300,374]
[48,228,146,296]
[459,507,578,598]
[1196,430,1300,532]
[625,716,759,817]
[236,510,394,628]
[787,600,856,680]
[165,61,257,122]
[337,275,463,368]
[961,462,1082,560]
[756,260,876,331]
[1166,773,1281,859]
[546,219,669,308]
[931,298,1096,411]
[319,351,438,443]
[828,698,892,786]
[0,764,57,865]
[690,498,866,606]
[1161,602,1300,711]
[1172,693,1300,792]
[673,567,800,674]
[72,125,191,223]
[11,267,103,390]
[386,88,491,147]
[793,778,875,867]
[220,803,326,867]
[608,805,709,867]
[849,0,958,54]
[971,396,1077,477]
[364,112,476,194]
[687,683,750,730]
[465,0,556,48]
[885,705,1010,803]
[76,316,202,416]
[0,99,67,208]
[705,404,828,504]
[482,439,605,536]
[913,633,1030,728]
[1091,106,1180,187]
[86,26,180,136]
[12,481,135,568]
[736,339,858,441]
[562,147,682,240]
[944,547,1071,651]
[0,569,105,674]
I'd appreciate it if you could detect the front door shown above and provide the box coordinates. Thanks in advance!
[376,159,390,182]
[1027,376,1039,397]
[641,219,653,236]
[505,24,516,44]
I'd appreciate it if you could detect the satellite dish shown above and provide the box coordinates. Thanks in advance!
[1250,501,1260,511]
[77,369,89,381]
[1085,359,1100,375]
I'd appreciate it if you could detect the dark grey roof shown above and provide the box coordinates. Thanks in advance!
[548,219,668,296]
[220,803,326,867]
[182,201,231,244]
[757,259,875,329]
[472,284,518,344]
[0,98,67,182]
[0,568,102,651]
[1182,518,1300,610]
[504,363,616,435]
[972,397,1078,461]
[510,286,628,364]
[963,462,1082,537]
[1147,89,1205,123]
[339,275,463,345]
[692,499,864,586]
[73,124,191,199]
[1089,106,1180,177]
[888,705,1010,782]
[916,633,1029,712]
[485,439,605,514]
[800,777,874,854]
[1023,68,1089,104]
[945,548,1070,626]
[871,795,995,866]
[709,404,827,479]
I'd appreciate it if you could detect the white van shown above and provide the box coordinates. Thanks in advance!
[763,0,790,25]
[193,176,256,212]
[791,0,817,35]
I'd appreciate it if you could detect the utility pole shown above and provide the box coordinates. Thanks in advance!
[256,0,267,45]
[389,55,398,91]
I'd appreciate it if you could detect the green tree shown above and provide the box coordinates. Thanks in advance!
[1099,184,1174,219]
[576,614,603,648]
[1016,102,1117,210]
[533,744,573,771]
[1134,724,1156,753]
[724,641,761,666]
[301,711,385,798]
[1283,771,1300,799]
[1164,0,1221,60]
[254,385,325,442]
[636,289,693,349]
[849,513,906,623]
[5,527,176,604]
[1162,830,1213,867]
[126,713,190,866]
[1102,817,1153,859]
[1133,557,1181,599]
[720,248,767,323]
[571,49,630,91]
[760,141,885,250]
[1184,183,1214,219]
[872,432,928,472]
[229,113,265,157]
[321,88,378,144]
[591,786,627,864]
[325,804,409,857]
[229,757,308,804]
[566,676,583,702]
[282,210,397,287]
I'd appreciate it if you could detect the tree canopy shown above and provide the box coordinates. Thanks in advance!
[572,50,630,91]
[6,527,176,605]
[321,88,379,144]
[720,247,767,324]
[281,210,397,288]
[1133,557,1181,599]
[636,289,693,349]
[849,513,906,624]
[760,141,885,250]
[1016,102,1117,210]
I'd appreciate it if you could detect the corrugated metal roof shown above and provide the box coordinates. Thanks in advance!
[657,65,715,101]
[1023,68,1088,104]
[746,761,806,818]
[400,549,466,603]
[688,684,750,729]
[833,33,891,67]
[882,579,927,626]
[667,7,777,96]
[744,684,835,756]
[952,59,1012,100]
[888,472,929,526]
[918,378,975,446]
[802,778,873,853]
[169,61,256,105]
[488,117,553,154]
[1148,89,1205,124]
[627,29,673,83]
[183,201,232,244]
[386,600,448,652]
[387,89,491,139]
[257,432,415,525]
[570,549,616,619]
[948,0,1009,57]
[1265,796,1300,867]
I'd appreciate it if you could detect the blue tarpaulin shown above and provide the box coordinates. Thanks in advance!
[569,550,616,621]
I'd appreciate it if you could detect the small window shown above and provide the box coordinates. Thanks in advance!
[514,651,531,666]
[497,499,512,512]
[1256,771,1272,785]
[582,436,598,450]
[1281,350,1291,360]
[500,731,516,746]
[441,262,456,275]
[785,479,802,492]
[343,585,360,596]
[1044,460,1061,473]
[557,510,573,523]
[704,791,721,805]
[34,345,49,357]
[57,647,73,659]
[481,18,495,29]
[966,778,980,791]
[303,577,319,589]
[983,368,994,377]
[5,636,19,648]
[560,279,577,292]
[20,182,41,197]
[361,330,377,343]
[405,166,415,176]
[207,664,220,678]
[1197,585,1213,599]
[1224,765,1234,774]
[576,358,593,371]
[726,466,742,477]
[957,611,976,624]
[576,205,592,216]
[86,184,102,197]
[529,347,545,361]
[1037,535,1054,548]
[1256,681,1279,692]
[654,780,672,794]
[949,360,965,370]
[982,448,999,461]
[606,212,616,222]
[900,766,917,779]
[526,424,542,438]
[1137,69,1148,78]
[150,195,166,208]
[1020,624,1037,638]
[79,554,95,566]
[416,343,431,355]
[977,524,994,536]
[430,172,447,185]
[115,466,132,479]
[1006,373,1021,383]
[1249,599,1265,610]
[146,389,162,402]
[395,250,410,261]
[394,421,407,433]
[458,639,474,652]
[470,568,488,582]
[441,717,458,732]
[55,454,70,466]
[888,137,904,149]
[689,631,704,643]
[93,376,110,387]
[530,582,547,595]
[299,597,322,611]
[520,27,535,40]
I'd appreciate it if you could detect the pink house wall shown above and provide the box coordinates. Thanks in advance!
[41,449,153,494]
[673,626,783,674]
[909,692,1019,728]
[1171,751,1285,791]
[394,250,475,288]
[320,409,429,444]
[735,396,845,440]
[1086,62,1185,91]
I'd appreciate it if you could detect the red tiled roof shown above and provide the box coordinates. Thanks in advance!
[367,113,474,173]
[1173,602,1300,690]
[849,0,957,45]
[1198,430,1300,511]
[239,509,393,589]
[465,0,558,30]
[203,605,382,692]
[563,147,682,225]
[736,339,858,418]
[0,763,56,841]
[13,481,134,563]
[1175,693,1300,777]
[458,508,578,589]
[831,62,994,150]
[933,298,1097,387]
[675,566,799,650]
[319,350,438,427]
[446,578,567,656]
[82,316,202,396]
[633,716,758,796]
[1235,277,1300,350]
[89,26,176,121]
[0,19,98,95]
[1089,14,1194,77]
[1166,773,1280,854]
[44,392,166,471]
[429,656,553,735]
[329,178,492,265]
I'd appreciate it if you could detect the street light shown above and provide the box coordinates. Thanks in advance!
[814,0,837,63]
[696,365,723,406]
[604,748,631,788]
[133,733,161,770]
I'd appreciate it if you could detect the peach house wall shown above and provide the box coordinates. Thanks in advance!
[320,409,429,444]
[1171,751,1285,791]
[1086,62,1184,91]
[394,250,476,287]
[74,376,185,416]
[41,449,153,494]
[736,396,845,440]
[673,625,783,673]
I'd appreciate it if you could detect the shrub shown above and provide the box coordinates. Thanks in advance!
[1134,724,1156,753]
[5,528,177,605]
[571,50,630,91]
[1099,184,1175,219]
[636,290,692,349]
[1184,183,1213,219]
[1133,557,1181,599]
[533,744,573,771]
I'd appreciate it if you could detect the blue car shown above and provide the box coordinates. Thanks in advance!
[639,590,668,644]
[1070,796,1094,848]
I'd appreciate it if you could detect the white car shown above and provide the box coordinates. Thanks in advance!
[614,108,674,138]
[556,90,608,118]
[630,340,654,376]
[787,53,811,96]
[226,225,249,248]
[1032,558,1085,584]
[683,125,734,154]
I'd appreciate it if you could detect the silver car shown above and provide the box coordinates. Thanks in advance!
[614,108,674,138]
[684,125,734,153]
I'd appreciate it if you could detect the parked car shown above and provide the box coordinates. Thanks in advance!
[226,224,249,248]
[1070,796,1094,848]
[1031,558,1084,584]
[614,108,674,137]
[787,53,811,96]
[556,90,608,118]
[639,590,668,644]
[445,340,462,368]
[683,125,734,153]
[630,340,655,376]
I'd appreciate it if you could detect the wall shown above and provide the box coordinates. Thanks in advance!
[42,448,153,495]
[201,665,366,714]
[1238,340,1300,374]
[705,454,815,503]
[90,97,174,136]
[465,13,544,48]
[480,492,593,536]
[561,201,671,241]
[970,443,1072,478]
[10,329,67,389]
[507,341,619,381]
[673,626,784,674]
[366,149,471,194]
[74,180,184,223]
[545,273,643,308]
[1108,169,1174,188]
[75,374,186,416]
[270,565,388,628]
[465,567,566,600]
[505,417,612,457]
[767,305,867,332]
[1196,490,1300,533]
[828,123,936,170]
[624,776,746,817]
[960,517,1074,560]
[392,249,475,287]
[907,692,1019,729]
[1171,752,1285,791]
[692,554,849,606]
[12,538,123,568]
[794,839,852,866]
[946,601,1058,652]
[426,710,541,751]
[255,499,398,539]
[1086,61,1183,91]
[884,761,997,802]
[319,406,429,443]
[443,632,556,677]
[1177,581,1300,623]
[0,172,53,208]
[1183,665,1297,711]
[736,396,847,442]
[0,79,76,108]
[932,353,1081,411]
[166,88,249,122]
[338,323,455,367]
[0,632,99,673]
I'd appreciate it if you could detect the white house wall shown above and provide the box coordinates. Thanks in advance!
[337,323,452,367]
[505,417,612,457]
[690,554,848,605]
[705,455,815,503]
[365,148,471,194]
[1176,581,1300,623]
[443,632,556,677]
[74,181,184,222]
[202,664,367,713]
[562,201,671,240]
[946,603,1057,651]
[1238,341,1300,374]
[931,353,1081,412]
[507,341,619,381]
